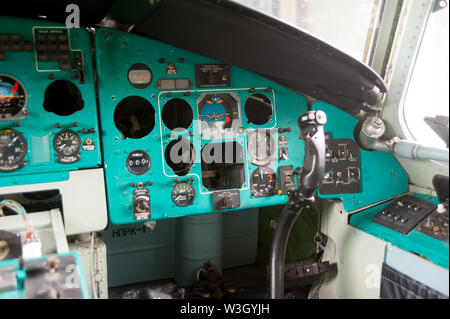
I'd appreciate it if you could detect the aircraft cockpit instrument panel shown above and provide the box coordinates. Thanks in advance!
[0,18,102,187]
[0,17,408,229]
[95,28,405,225]
[95,28,310,224]
[1,0,448,301]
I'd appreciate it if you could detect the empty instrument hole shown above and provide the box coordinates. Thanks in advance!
[244,93,273,125]
[43,80,84,116]
[114,96,155,139]
[162,98,193,130]
[165,138,196,176]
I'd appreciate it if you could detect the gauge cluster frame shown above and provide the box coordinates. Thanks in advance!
[95,28,309,224]
[0,17,102,187]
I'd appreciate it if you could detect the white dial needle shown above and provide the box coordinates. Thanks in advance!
[7,137,18,147]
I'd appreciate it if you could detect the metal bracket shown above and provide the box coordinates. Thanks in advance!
[433,0,448,12]
[285,259,337,279]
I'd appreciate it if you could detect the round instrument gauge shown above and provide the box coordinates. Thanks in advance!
[53,129,81,157]
[171,182,196,207]
[0,128,28,172]
[198,93,240,132]
[126,150,151,175]
[127,63,152,89]
[250,167,277,198]
[247,129,276,164]
[0,75,27,119]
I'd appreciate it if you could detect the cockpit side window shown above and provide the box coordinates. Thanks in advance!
[401,4,449,148]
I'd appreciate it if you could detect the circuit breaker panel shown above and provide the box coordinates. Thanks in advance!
[319,138,361,195]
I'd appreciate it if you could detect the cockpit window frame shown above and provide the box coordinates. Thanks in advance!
[398,2,449,148]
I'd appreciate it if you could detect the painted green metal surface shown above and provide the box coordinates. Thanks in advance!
[95,28,309,225]
[350,193,449,269]
[0,252,89,299]
[257,204,320,269]
[312,101,409,211]
[0,17,102,188]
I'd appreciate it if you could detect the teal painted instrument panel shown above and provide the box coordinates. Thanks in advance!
[312,102,409,211]
[95,28,309,225]
[0,17,410,227]
[0,252,89,299]
[0,17,101,187]
[350,193,449,269]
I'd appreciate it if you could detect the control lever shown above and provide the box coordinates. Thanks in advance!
[269,110,327,299]
[297,111,327,199]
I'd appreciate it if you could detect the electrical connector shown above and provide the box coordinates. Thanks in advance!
[22,239,42,259]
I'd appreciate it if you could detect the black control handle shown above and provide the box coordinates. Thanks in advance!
[297,110,327,199]
[269,110,327,299]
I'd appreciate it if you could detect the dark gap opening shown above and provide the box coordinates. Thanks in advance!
[245,93,272,125]
[114,96,155,139]
[162,98,193,130]
[201,141,245,191]
[165,138,196,176]
[43,80,84,116]
[0,189,62,216]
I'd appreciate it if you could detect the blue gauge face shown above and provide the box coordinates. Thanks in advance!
[200,97,228,123]
[0,75,27,119]
[198,94,240,133]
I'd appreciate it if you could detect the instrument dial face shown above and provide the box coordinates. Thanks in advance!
[0,75,27,119]
[127,63,152,89]
[53,129,81,157]
[126,150,151,175]
[171,182,196,207]
[198,93,240,134]
[250,167,277,197]
[0,129,27,171]
[247,130,276,163]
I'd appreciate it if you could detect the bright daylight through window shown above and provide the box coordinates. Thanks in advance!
[402,5,449,148]
[233,0,380,61]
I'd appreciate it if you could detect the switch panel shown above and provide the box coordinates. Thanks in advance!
[319,138,361,195]
[279,147,289,161]
[372,195,436,234]
[34,28,73,71]
[0,34,33,61]
[212,190,241,210]
[416,204,449,243]
[133,189,151,220]
[278,165,295,194]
